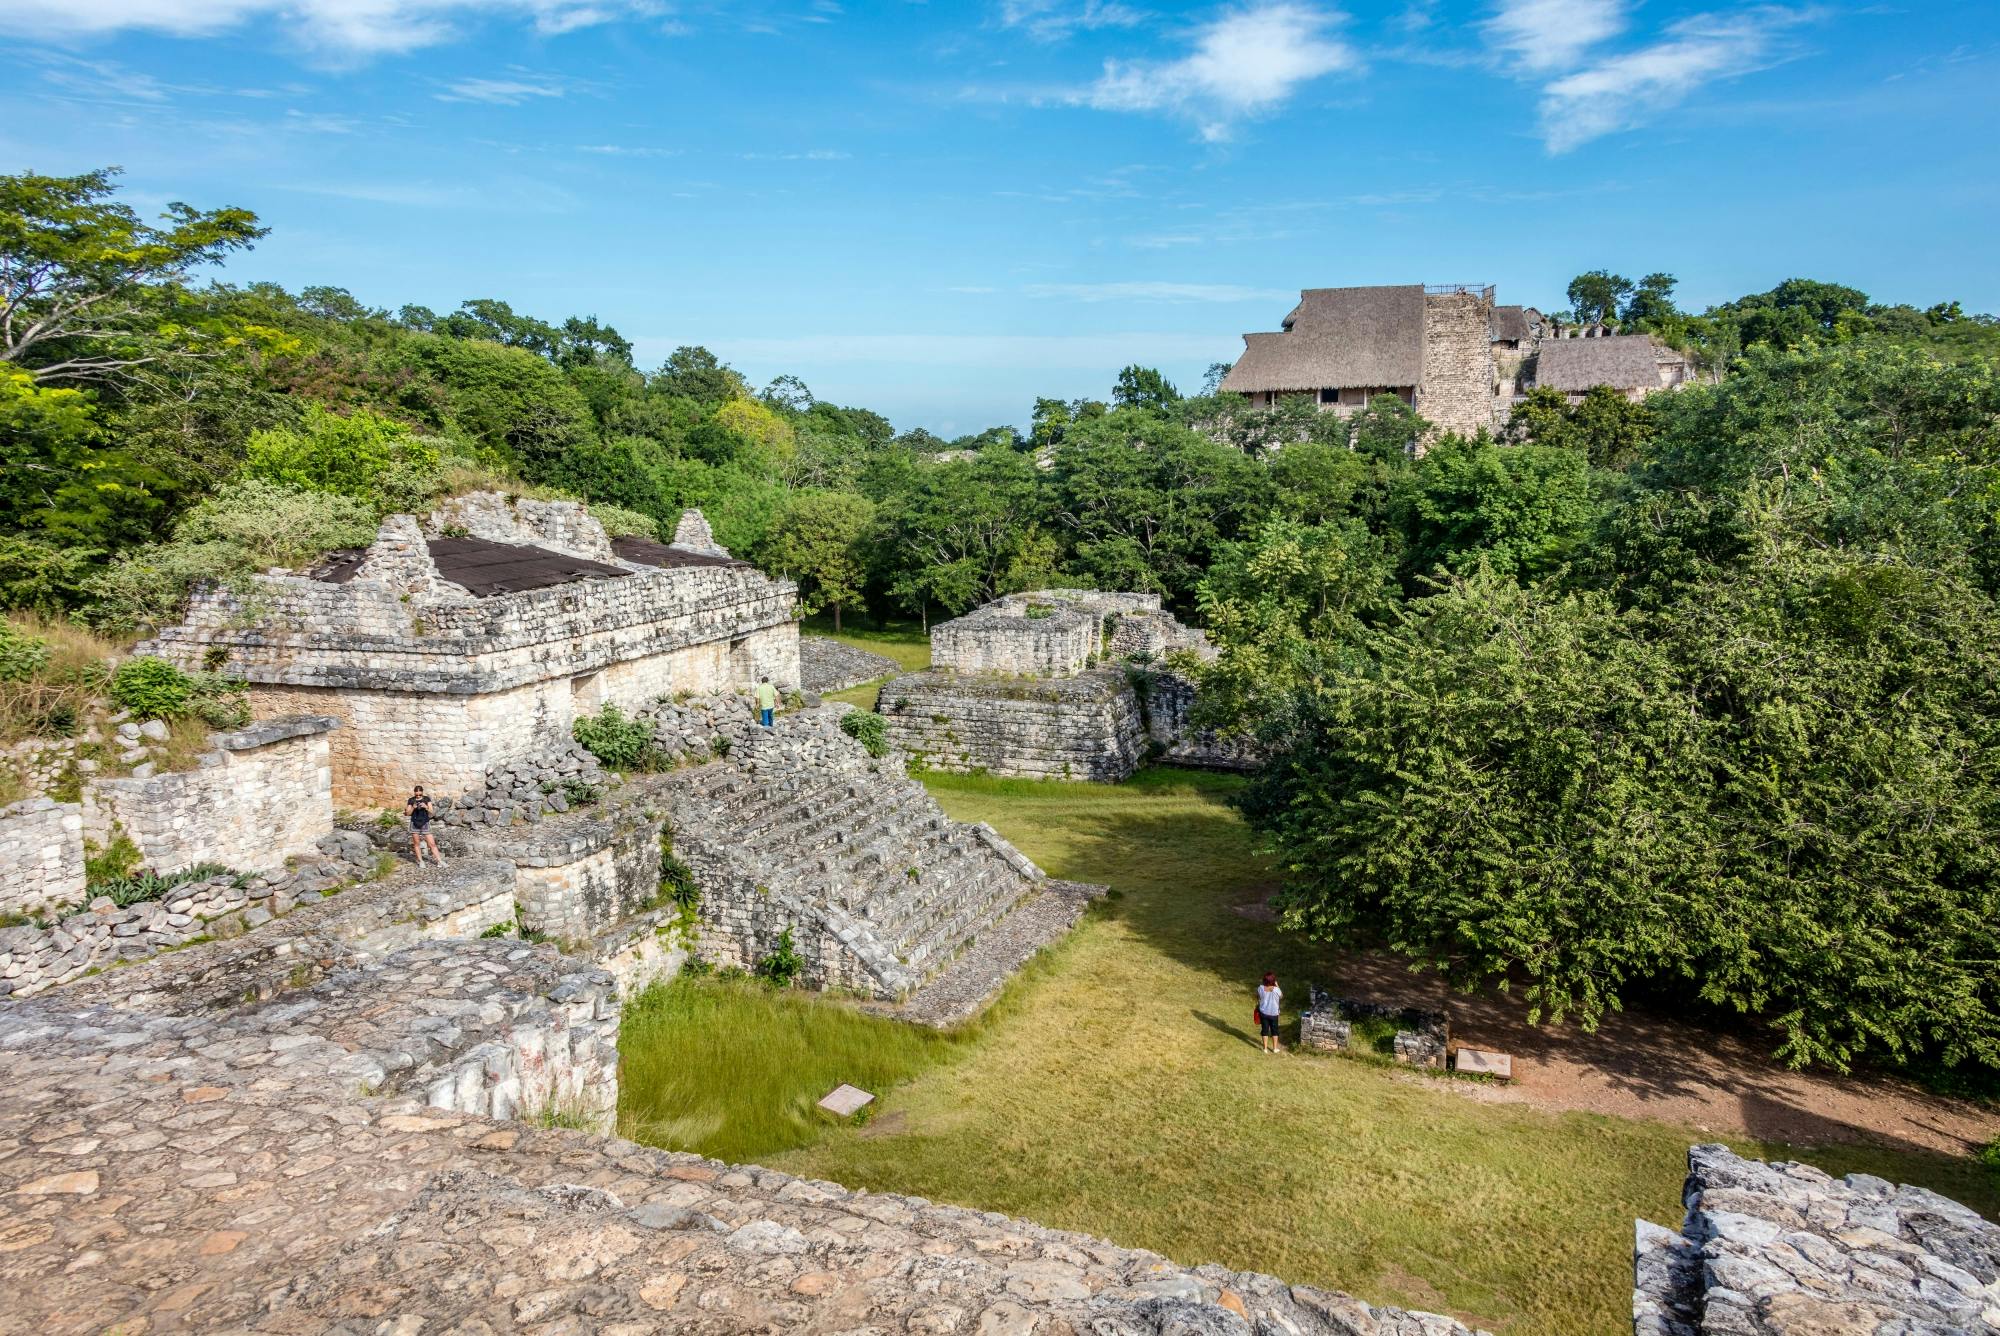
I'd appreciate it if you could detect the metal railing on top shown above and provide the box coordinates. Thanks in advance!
[1423,283,1495,300]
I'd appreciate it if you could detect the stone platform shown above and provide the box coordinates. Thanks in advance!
[0,916,1480,1336]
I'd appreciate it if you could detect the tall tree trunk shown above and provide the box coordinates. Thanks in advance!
[833,602,842,633]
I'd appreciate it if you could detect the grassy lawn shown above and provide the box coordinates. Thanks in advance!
[619,766,1997,1335]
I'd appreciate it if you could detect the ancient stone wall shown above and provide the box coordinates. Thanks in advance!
[798,634,902,692]
[1139,670,1261,771]
[0,832,382,999]
[880,669,1147,781]
[141,497,802,807]
[0,797,84,920]
[932,603,1100,676]
[1635,1143,2000,1334]
[655,706,1046,998]
[86,715,338,876]
[1418,290,1498,439]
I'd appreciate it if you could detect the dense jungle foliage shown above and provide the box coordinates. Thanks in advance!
[7,167,1999,1075]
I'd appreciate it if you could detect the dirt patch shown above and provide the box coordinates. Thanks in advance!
[858,1109,908,1139]
[1320,949,2000,1158]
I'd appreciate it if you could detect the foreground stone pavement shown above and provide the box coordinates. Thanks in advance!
[0,937,1480,1336]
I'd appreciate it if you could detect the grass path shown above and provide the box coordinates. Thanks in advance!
[620,767,1997,1335]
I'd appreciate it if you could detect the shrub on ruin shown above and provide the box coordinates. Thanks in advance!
[587,503,660,540]
[0,622,51,683]
[109,656,195,719]
[754,927,803,987]
[108,656,247,728]
[244,404,441,504]
[85,481,378,631]
[89,862,234,909]
[838,709,889,758]
[571,703,665,772]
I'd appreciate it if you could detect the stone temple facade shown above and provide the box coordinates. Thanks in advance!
[879,590,1255,781]
[143,494,799,808]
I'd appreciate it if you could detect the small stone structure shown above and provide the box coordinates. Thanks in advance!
[0,796,84,920]
[1299,987,1449,1068]
[87,714,338,877]
[880,590,1252,781]
[1635,1143,2000,1334]
[142,494,800,808]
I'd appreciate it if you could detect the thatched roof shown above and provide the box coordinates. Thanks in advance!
[1490,305,1541,344]
[1219,285,1426,393]
[1531,335,1670,392]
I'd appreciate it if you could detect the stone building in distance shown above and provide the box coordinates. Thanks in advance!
[1219,282,1687,433]
[879,590,1253,781]
[143,493,799,807]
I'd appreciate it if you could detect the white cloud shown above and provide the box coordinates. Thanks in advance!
[1000,0,1147,43]
[0,0,667,56]
[1484,0,1626,74]
[1022,281,1292,303]
[436,73,569,104]
[1540,8,1808,151]
[1074,2,1356,141]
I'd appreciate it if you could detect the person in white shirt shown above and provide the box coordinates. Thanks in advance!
[1255,972,1283,1053]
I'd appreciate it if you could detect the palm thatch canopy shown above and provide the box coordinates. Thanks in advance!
[1219,285,1426,393]
[1531,335,1672,392]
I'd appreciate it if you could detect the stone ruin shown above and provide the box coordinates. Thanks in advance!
[1636,1143,2000,1334]
[878,589,1257,781]
[1298,989,1450,1069]
[8,501,1998,1333]
[140,493,800,808]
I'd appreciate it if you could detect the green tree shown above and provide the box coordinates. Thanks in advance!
[654,345,744,405]
[1112,365,1181,411]
[0,167,265,383]
[243,403,440,505]
[1620,272,1679,326]
[1393,435,1595,583]
[1565,270,1634,326]
[761,491,875,631]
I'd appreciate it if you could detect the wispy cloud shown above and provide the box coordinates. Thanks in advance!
[0,0,669,57]
[1022,281,1293,303]
[1539,8,1811,151]
[577,143,683,157]
[738,149,852,160]
[436,72,571,104]
[1484,0,1627,74]
[1069,2,1357,141]
[1000,0,1147,43]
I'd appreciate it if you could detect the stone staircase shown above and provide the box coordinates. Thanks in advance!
[655,707,1045,999]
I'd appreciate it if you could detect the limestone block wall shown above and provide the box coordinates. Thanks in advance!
[1137,671,1260,771]
[491,810,664,945]
[245,681,561,808]
[932,606,1099,676]
[431,492,618,562]
[88,716,338,876]
[1418,290,1498,439]
[880,670,1146,781]
[0,798,84,919]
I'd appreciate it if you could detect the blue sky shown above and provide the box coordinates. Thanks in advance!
[3,1,1996,434]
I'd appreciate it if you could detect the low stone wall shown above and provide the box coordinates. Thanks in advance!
[1299,988,1448,1068]
[88,715,338,876]
[798,634,902,692]
[880,668,1146,781]
[0,797,84,919]
[470,803,665,944]
[1635,1143,2000,1334]
[0,831,381,1000]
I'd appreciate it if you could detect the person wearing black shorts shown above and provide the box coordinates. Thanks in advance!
[1255,971,1283,1053]
[406,785,446,868]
